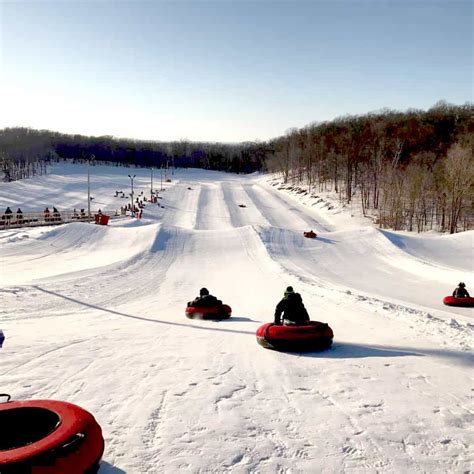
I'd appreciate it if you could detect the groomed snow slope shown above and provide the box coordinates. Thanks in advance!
[0,164,472,473]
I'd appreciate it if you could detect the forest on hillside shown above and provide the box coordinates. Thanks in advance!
[1,101,472,233]
[266,102,473,234]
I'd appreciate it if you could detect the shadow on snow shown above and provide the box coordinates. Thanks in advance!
[99,461,126,474]
[313,236,337,244]
[294,342,421,359]
[33,285,254,336]
[222,316,260,322]
[286,342,473,367]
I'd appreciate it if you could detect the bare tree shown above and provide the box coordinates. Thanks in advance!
[444,143,474,233]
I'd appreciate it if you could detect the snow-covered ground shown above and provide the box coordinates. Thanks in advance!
[0,163,472,473]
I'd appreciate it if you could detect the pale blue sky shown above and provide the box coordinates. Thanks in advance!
[1,0,472,142]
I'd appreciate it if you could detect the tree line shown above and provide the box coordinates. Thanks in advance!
[265,102,473,233]
[0,128,264,180]
[1,101,472,233]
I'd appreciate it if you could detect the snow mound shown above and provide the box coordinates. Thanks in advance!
[0,221,160,284]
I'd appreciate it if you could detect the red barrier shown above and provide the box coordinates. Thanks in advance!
[95,214,109,225]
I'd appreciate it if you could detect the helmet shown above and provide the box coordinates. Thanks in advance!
[200,288,209,296]
[284,286,294,297]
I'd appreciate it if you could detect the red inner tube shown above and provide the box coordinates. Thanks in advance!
[0,400,104,472]
[443,296,474,307]
[256,321,333,351]
[185,304,232,319]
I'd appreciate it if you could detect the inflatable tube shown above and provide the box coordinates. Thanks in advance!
[185,304,232,320]
[0,399,104,473]
[443,296,474,308]
[256,321,333,352]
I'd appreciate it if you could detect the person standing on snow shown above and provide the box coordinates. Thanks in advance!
[452,282,470,298]
[274,286,310,326]
[52,207,60,221]
[16,208,23,223]
[4,207,12,223]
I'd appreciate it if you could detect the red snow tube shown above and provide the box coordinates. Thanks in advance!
[304,231,317,238]
[0,398,104,473]
[185,304,232,320]
[256,321,333,352]
[443,296,474,308]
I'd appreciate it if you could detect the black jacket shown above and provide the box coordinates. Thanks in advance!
[274,293,310,325]
[189,294,222,308]
[453,287,470,298]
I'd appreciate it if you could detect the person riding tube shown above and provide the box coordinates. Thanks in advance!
[188,288,222,308]
[453,282,470,298]
[274,286,310,326]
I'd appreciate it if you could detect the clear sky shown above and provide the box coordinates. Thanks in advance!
[0,0,472,142]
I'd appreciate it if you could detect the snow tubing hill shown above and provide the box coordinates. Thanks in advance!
[443,296,474,308]
[185,304,232,320]
[0,399,104,473]
[256,322,333,352]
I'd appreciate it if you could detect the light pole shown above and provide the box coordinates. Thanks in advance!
[87,154,95,223]
[150,167,154,200]
[128,174,136,216]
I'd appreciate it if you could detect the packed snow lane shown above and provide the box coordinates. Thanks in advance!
[0,164,472,473]
[194,184,232,230]
[244,182,332,232]
[255,226,474,318]
[221,182,270,228]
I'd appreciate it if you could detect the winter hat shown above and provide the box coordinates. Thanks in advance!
[284,286,294,297]
[200,288,210,296]
[459,282,466,287]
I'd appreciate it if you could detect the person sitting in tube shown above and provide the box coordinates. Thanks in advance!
[274,286,310,326]
[188,288,222,308]
[452,282,470,298]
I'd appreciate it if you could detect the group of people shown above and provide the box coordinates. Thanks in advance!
[118,191,165,218]
[3,206,90,225]
[43,207,61,222]
[189,282,471,326]
[72,208,87,218]
[2,207,23,224]
[188,286,310,326]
